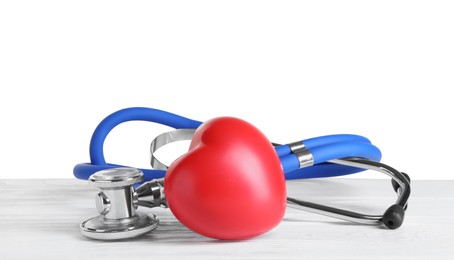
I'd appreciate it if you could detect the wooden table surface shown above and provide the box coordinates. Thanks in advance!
[0,178,453,259]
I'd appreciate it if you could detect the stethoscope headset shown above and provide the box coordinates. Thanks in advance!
[74,107,411,240]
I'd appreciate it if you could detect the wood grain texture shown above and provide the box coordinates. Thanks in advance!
[0,178,453,259]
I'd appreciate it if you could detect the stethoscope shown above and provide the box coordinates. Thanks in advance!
[74,107,411,240]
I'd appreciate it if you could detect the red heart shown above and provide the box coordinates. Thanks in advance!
[165,117,286,240]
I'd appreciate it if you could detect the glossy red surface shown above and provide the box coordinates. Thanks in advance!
[165,117,286,240]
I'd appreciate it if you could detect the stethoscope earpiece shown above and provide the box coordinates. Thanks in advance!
[383,204,405,230]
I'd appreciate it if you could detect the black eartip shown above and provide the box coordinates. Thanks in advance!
[391,172,411,192]
[383,204,405,229]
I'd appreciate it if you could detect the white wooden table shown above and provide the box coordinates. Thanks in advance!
[0,178,453,259]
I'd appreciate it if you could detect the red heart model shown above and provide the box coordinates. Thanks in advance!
[165,117,287,240]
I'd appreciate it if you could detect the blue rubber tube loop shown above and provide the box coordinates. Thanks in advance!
[275,134,372,158]
[275,135,379,179]
[278,141,381,179]
[74,107,201,181]
[74,107,383,182]
[89,107,202,165]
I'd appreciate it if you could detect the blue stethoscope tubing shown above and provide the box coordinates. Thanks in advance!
[74,107,382,182]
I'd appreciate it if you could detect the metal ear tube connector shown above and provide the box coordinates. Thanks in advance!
[80,168,167,240]
[287,158,410,229]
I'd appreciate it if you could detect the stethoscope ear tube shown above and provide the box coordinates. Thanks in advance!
[287,158,410,229]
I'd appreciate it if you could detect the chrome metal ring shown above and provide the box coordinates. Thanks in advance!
[150,128,196,170]
[288,141,314,168]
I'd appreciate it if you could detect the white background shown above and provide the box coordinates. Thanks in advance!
[0,1,452,180]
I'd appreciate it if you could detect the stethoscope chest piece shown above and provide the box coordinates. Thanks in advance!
[80,168,159,240]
